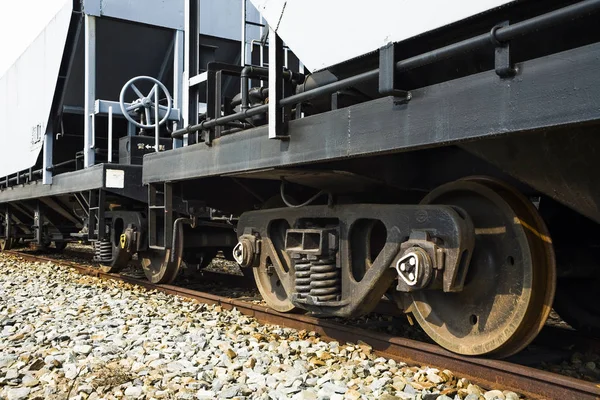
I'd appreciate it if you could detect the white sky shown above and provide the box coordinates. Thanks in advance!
[0,0,68,77]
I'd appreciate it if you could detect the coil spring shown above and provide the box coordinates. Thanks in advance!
[310,260,341,302]
[94,240,112,263]
[294,261,312,297]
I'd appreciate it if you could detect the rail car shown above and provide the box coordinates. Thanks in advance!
[2,0,600,358]
[0,0,246,268]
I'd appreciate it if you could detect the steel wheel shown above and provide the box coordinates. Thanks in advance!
[0,238,13,252]
[253,256,296,313]
[140,228,183,284]
[250,199,297,313]
[410,177,555,357]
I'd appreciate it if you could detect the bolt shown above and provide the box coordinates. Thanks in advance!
[400,263,406,271]
[409,257,416,266]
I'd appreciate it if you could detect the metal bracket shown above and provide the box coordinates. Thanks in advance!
[379,43,411,102]
[491,21,517,78]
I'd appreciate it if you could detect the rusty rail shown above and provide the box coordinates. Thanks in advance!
[6,250,600,400]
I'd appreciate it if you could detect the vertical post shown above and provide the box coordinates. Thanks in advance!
[107,106,113,163]
[34,201,43,246]
[183,1,191,147]
[241,0,247,66]
[268,27,286,139]
[42,129,53,184]
[4,207,11,240]
[173,30,184,149]
[84,15,96,168]
[187,0,200,145]
[154,84,160,152]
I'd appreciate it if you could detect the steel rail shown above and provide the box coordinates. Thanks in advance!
[6,250,600,400]
[172,0,600,139]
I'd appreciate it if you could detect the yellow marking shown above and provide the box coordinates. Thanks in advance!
[474,227,507,235]
[514,217,553,243]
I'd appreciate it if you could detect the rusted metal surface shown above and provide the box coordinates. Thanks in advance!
[6,250,600,400]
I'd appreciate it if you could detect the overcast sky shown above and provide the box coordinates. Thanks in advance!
[0,0,67,77]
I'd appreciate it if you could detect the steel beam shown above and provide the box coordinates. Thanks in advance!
[42,131,53,185]
[173,29,184,149]
[0,165,145,203]
[268,28,285,139]
[144,42,600,185]
[184,0,200,146]
[84,15,96,168]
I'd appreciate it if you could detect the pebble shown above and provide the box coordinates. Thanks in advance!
[124,386,143,397]
[0,253,526,400]
[6,387,30,400]
[21,374,39,387]
[73,344,93,355]
[484,389,505,400]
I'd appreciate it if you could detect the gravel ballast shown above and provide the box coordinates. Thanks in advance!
[0,254,521,400]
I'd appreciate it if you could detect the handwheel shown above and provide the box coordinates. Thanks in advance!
[140,227,183,284]
[409,177,556,357]
[119,76,173,130]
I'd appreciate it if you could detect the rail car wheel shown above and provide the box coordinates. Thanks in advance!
[409,177,556,357]
[140,228,184,284]
[0,238,13,252]
[250,197,297,313]
[253,256,296,313]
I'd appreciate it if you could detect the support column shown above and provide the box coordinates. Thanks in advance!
[84,15,96,168]
[185,0,200,146]
[241,0,247,66]
[43,130,53,185]
[268,28,286,139]
[173,29,184,149]
[34,201,43,246]
[4,207,11,240]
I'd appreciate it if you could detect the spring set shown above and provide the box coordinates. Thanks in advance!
[294,258,341,302]
[294,261,312,297]
[94,240,112,263]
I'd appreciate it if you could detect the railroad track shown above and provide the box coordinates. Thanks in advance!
[6,250,600,400]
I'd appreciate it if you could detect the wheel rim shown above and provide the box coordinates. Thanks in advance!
[410,177,555,357]
[253,256,296,313]
[250,199,296,313]
[0,238,12,252]
[140,228,183,284]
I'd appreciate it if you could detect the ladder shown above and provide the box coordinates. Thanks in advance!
[148,183,172,250]
[241,0,303,82]
[241,0,266,68]
[88,189,105,241]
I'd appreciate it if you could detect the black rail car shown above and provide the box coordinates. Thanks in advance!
[138,0,600,357]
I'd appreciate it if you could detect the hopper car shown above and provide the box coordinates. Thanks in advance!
[2,0,600,357]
